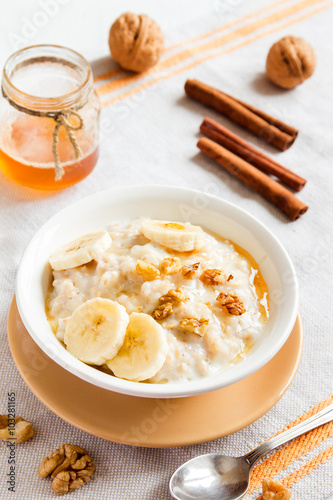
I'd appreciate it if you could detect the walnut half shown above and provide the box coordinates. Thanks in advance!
[0,415,35,444]
[38,444,95,495]
[216,292,246,315]
[258,479,291,500]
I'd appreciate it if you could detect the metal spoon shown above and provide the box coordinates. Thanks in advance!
[170,403,333,500]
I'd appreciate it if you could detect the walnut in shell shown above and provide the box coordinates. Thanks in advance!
[0,415,35,444]
[38,444,95,495]
[109,12,164,72]
[266,36,316,89]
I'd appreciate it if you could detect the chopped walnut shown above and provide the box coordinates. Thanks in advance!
[258,479,291,500]
[181,262,200,279]
[227,302,246,315]
[152,302,173,320]
[180,317,209,336]
[136,260,160,281]
[216,292,246,315]
[39,444,95,495]
[160,257,182,275]
[200,268,225,286]
[0,415,35,444]
[216,292,236,306]
[159,287,188,305]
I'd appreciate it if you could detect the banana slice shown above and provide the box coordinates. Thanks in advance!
[49,231,112,271]
[64,298,129,365]
[141,220,204,252]
[106,312,168,382]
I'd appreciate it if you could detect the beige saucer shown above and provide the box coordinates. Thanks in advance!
[8,297,303,448]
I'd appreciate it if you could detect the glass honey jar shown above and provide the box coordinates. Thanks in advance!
[0,45,100,190]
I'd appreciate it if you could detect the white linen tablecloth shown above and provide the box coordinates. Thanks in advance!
[0,1,332,499]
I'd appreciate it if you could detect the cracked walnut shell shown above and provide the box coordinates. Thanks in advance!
[38,444,95,495]
[109,12,164,72]
[266,36,316,89]
[0,415,35,444]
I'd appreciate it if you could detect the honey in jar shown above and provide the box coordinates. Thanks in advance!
[0,45,100,190]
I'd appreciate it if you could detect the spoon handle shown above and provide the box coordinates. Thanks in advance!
[245,402,333,466]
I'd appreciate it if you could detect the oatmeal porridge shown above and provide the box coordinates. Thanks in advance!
[46,219,269,383]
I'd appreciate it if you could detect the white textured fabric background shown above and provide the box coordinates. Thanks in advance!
[0,1,332,499]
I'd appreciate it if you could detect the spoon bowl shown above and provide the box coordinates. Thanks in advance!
[170,454,251,500]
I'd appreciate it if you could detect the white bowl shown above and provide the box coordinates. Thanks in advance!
[16,186,298,398]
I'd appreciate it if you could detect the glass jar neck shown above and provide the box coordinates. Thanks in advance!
[2,44,93,112]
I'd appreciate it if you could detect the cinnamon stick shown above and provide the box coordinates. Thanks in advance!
[185,79,298,151]
[223,92,298,138]
[197,137,308,221]
[200,117,306,191]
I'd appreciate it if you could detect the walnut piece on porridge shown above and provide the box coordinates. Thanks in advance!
[152,302,173,320]
[159,287,188,305]
[258,479,291,500]
[200,268,225,286]
[38,444,95,495]
[160,257,182,275]
[0,415,35,444]
[181,262,200,279]
[180,317,209,336]
[136,260,160,281]
[216,292,246,315]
